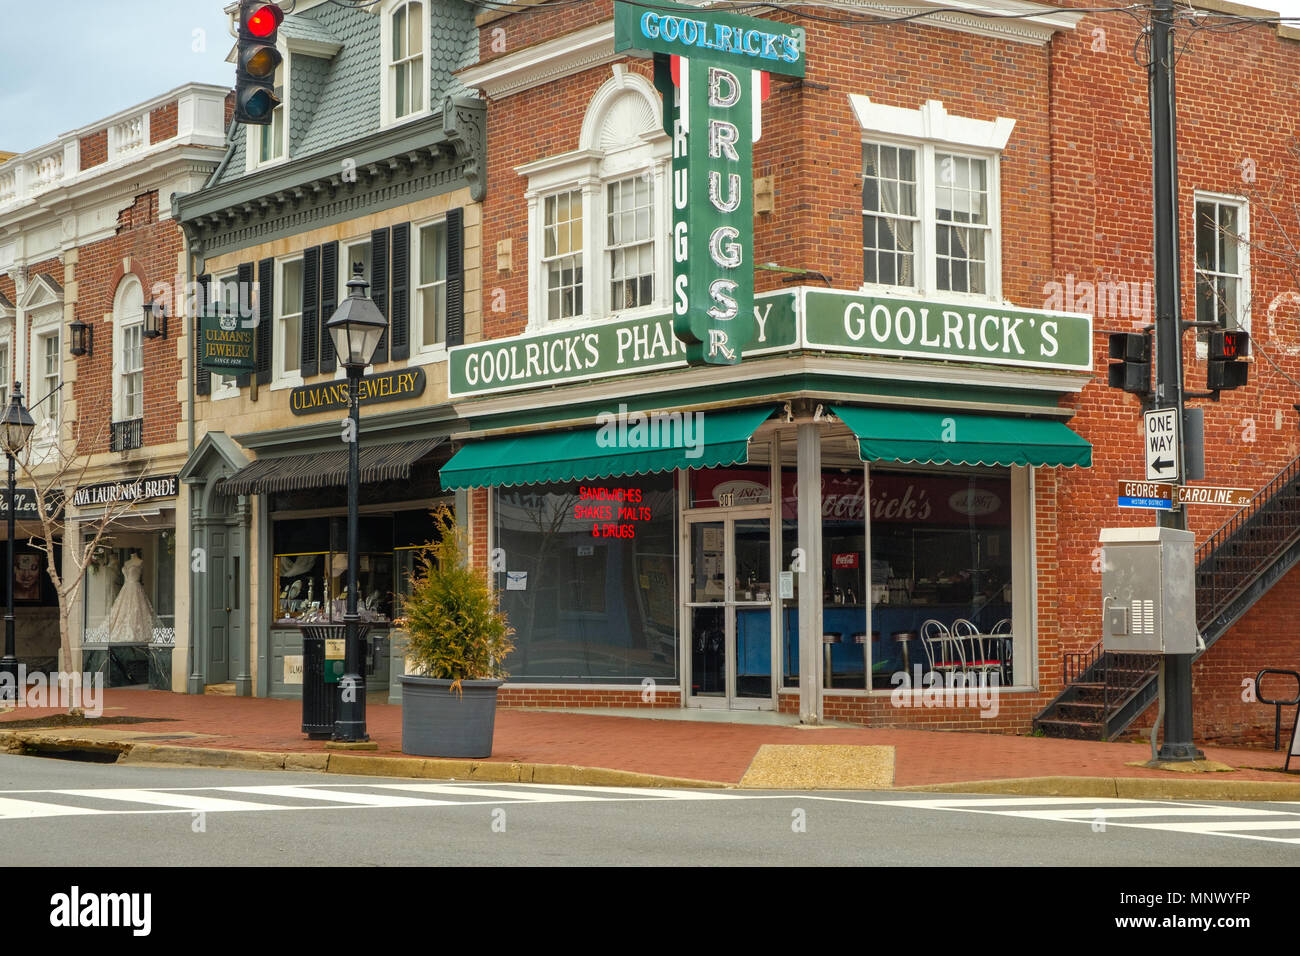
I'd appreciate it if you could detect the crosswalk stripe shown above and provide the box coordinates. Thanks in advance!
[994,806,1292,820]
[888,796,1147,809]
[216,785,458,808]
[501,783,743,800]
[371,784,605,802]
[0,796,108,819]
[57,788,299,814]
[1118,820,1300,833]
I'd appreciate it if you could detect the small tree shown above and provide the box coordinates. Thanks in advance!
[398,505,513,688]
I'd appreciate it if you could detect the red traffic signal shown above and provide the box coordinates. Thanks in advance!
[1207,329,1250,391]
[235,1,283,126]
[1209,329,1250,361]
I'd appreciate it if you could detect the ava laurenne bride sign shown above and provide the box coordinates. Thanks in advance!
[73,475,179,508]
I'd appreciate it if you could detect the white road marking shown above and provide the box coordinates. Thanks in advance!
[0,796,109,819]
[57,788,298,813]
[372,784,605,802]
[216,785,465,808]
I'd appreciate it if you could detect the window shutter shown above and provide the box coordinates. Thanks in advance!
[319,241,338,374]
[235,261,255,387]
[300,247,320,377]
[370,227,391,365]
[445,208,465,347]
[256,258,274,385]
[390,223,410,360]
[195,273,211,396]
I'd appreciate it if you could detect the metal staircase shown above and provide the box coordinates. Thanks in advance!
[1034,454,1300,740]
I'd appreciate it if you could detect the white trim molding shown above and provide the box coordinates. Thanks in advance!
[849,96,1015,151]
[457,21,619,100]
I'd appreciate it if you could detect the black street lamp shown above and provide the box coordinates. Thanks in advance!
[324,263,386,742]
[0,384,35,702]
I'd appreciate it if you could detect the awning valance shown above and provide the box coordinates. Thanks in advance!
[440,405,775,489]
[832,405,1092,468]
[217,437,446,496]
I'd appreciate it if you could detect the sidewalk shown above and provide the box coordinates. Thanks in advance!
[2,689,1298,796]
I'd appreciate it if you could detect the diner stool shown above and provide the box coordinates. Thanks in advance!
[822,632,841,688]
[851,631,868,689]
[892,630,918,677]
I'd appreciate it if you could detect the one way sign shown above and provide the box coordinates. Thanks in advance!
[1145,407,1179,481]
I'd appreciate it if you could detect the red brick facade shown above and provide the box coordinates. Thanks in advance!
[149,102,178,145]
[466,2,1300,743]
[79,130,107,171]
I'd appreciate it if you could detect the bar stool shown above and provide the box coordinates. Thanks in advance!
[822,632,841,688]
[892,630,918,677]
[851,631,868,689]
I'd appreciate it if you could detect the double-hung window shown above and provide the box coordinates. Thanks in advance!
[543,190,584,322]
[121,324,143,419]
[853,97,1011,300]
[1195,194,1249,331]
[277,258,303,382]
[387,1,425,123]
[607,174,654,310]
[111,275,144,423]
[0,343,10,408]
[415,220,447,349]
[38,331,60,429]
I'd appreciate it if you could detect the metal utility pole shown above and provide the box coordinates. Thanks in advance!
[1149,0,1203,761]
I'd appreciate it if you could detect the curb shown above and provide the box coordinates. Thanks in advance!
[1,731,729,790]
[897,774,1300,802]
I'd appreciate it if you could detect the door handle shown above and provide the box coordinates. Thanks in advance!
[225,607,231,613]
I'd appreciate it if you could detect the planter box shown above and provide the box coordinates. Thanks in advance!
[399,676,503,758]
[387,632,409,706]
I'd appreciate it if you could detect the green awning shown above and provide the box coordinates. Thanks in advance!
[832,405,1092,468]
[440,405,775,489]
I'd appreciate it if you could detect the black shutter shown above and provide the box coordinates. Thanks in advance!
[319,241,338,374]
[390,223,410,360]
[195,273,211,396]
[235,261,254,387]
[370,228,391,365]
[445,208,464,347]
[256,258,274,385]
[300,247,319,378]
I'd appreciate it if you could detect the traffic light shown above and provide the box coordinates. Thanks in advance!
[1207,328,1250,391]
[1107,331,1150,394]
[235,1,284,125]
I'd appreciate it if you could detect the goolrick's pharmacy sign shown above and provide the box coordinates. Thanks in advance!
[615,1,804,367]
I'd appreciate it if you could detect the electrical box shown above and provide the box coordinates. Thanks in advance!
[1100,526,1197,654]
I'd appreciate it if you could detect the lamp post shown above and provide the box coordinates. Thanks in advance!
[0,384,36,702]
[324,263,387,742]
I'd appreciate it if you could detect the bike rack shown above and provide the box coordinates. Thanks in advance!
[1254,669,1300,762]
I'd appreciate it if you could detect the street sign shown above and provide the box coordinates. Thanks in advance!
[1117,480,1174,510]
[1176,485,1253,507]
[1144,407,1179,481]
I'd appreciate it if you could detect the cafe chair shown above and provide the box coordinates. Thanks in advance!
[952,617,1000,680]
[920,619,963,675]
[991,619,1013,684]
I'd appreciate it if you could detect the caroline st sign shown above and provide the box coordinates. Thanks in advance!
[616,1,804,368]
[447,287,1091,398]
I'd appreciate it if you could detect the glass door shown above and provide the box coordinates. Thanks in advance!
[685,515,773,709]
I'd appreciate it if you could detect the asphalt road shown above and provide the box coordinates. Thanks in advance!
[1,753,1298,867]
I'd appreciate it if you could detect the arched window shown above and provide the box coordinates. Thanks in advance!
[112,275,145,425]
[522,69,670,326]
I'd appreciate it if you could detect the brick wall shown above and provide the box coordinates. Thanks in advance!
[79,130,107,171]
[470,2,1300,740]
[70,191,185,453]
[499,687,681,709]
[149,101,178,144]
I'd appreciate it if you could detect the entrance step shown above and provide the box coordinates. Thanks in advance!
[203,683,236,696]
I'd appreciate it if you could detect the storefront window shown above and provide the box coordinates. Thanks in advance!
[83,530,176,643]
[493,474,677,682]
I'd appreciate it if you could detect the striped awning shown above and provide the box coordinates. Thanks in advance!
[218,437,446,496]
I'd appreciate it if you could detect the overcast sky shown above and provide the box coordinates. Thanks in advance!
[1,0,1298,155]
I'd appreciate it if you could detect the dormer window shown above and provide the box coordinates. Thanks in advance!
[388,1,426,123]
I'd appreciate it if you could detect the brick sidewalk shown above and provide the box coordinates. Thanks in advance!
[3,689,1296,786]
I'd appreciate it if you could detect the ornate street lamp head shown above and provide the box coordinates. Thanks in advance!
[325,262,387,372]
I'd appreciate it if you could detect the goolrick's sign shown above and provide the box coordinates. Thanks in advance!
[615,1,804,368]
[447,287,1090,398]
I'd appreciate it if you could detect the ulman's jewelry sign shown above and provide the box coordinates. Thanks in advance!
[73,475,179,508]
[289,368,426,415]
[616,0,804,368]
[448,287,1091,397]
[199,306,256,375]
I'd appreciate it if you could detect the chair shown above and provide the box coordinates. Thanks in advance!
[919,619,963,676]
[952,618,1000,681]
[991,619,1013,684]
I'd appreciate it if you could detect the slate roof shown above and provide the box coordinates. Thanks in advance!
[214,0,479,189]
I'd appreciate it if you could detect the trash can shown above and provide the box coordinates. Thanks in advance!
[301,624,370,739]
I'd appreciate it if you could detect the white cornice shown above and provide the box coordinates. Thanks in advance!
[778,0,1081,46]
[457,21,620,99]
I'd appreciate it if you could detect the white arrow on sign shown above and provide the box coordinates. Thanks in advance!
[1144,408,1179,481]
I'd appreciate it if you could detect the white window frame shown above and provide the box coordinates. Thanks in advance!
[245,58,289,172]
[1193,191,1250,335]
[35,328,61,433]
[412,216,448,359]
[518,70,671,331]
[379,0,429,129]
[0,339,10,409]
[209,272,241,400]
[339,238,373,308]
[850,96,1013,304]
[111,275,145,423]
[273,257,305,389]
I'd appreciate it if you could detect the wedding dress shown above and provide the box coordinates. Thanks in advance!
[107,554,157,643]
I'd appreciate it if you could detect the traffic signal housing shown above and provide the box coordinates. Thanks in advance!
[1107,331,1151,394]
[1207,328,1250,391]
[235,1,284,126]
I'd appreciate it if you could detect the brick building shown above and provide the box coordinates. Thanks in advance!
[0,84,228,682]
[429,0,1300,744]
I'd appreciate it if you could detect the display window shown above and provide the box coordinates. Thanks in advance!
[83,529,176,644]
[492,473,677,682]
